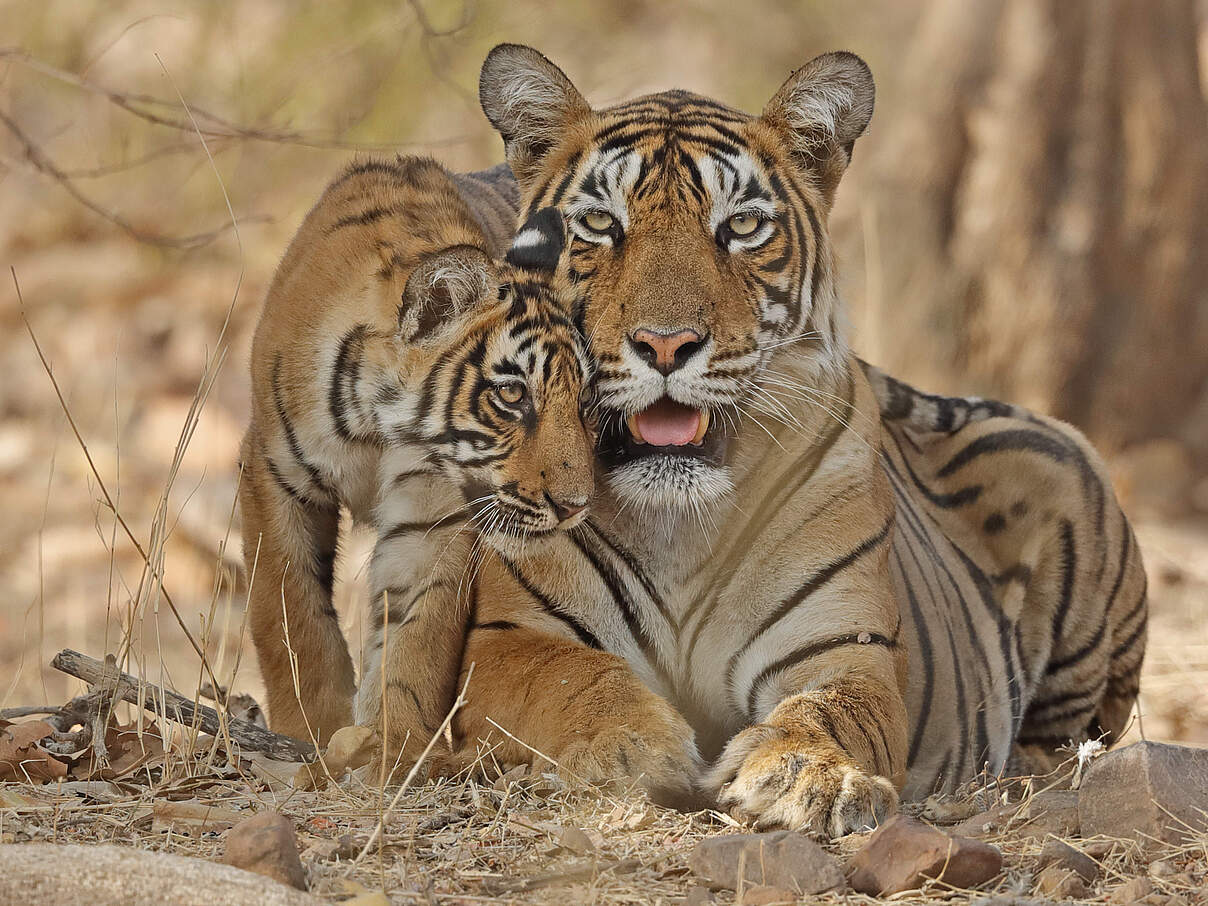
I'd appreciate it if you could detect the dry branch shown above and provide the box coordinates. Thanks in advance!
[50,648,315,762]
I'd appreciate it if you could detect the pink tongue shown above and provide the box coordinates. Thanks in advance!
[635,399,701,446]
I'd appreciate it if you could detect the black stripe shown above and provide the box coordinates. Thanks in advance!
[727,517,894,693]
[381,513,466,543]
[744,631,896,720]
[497,556,602,650]
[472,620,520,632]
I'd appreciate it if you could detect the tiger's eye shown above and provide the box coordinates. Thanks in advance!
[496,382,526,405]
[582,211,615,233]
[728,213,761,236]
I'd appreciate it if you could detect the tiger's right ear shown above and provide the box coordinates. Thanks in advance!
[479,44,590,188]
[399,245,496,343]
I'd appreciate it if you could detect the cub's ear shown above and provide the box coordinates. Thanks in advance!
[505,207,566,274]
[479,44,590,188]
[761,51,875,206]
[399,245,496,342]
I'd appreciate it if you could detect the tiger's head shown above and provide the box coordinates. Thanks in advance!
[479,45,874,516]
[388,207,597,546]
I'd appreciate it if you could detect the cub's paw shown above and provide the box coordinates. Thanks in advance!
[705,723,897,837]
[560,705,704,809]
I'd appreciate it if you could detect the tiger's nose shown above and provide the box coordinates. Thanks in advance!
[549,495,588,523]
[629,328,706,376]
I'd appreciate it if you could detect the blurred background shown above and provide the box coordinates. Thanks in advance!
[1,0,1205,747]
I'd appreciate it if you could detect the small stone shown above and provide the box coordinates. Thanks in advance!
[1015,790,1080,838]
[1147,860,1176,878]
[222,811,307,890]
[1033,864,1088,899]
[555,825,595,855]
[1038,837,1100,883]
[953,801,1013,837]
[688,830,844,894]
[683,886,715,906]
[740,884,797,905]
[1078,742,1208,844]
[1108,876,1154,904]
[847,815,1003,895]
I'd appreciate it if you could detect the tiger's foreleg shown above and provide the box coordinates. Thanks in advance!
[355,445,476,773]
[454,623,703,808]
[239,430,355,744]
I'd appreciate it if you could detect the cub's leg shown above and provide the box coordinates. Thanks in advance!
[705,645,907,837]
[454,624,702,808]
[355,445,476,772]
[239,430,355,744]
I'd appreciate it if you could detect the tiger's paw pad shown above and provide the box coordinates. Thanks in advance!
[706,725,897,837]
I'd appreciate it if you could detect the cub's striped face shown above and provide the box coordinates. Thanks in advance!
[480,45,874,517]
[395,213,597,548]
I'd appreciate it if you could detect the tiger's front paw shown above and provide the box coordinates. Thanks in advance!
[706,723,897,837]
[560,701,704,809]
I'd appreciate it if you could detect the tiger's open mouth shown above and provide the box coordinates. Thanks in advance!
[599,397,729,469]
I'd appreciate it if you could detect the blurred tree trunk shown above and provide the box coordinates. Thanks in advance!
[866,0,1208,463]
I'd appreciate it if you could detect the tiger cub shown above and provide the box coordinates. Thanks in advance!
[239,157,596,763]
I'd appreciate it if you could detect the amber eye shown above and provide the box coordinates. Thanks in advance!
[495,382,527,405]
[582,211,615,233]
[728,212,762,236]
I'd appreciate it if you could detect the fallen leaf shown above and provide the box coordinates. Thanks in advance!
[0,720,69,783]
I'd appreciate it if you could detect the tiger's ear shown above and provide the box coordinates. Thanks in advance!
[399,245,496,343]
[761,51,875,206]
[505,207,566,274]
[479,44,591,188]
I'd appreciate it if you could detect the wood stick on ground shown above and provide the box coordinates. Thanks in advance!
[50,649,315,762]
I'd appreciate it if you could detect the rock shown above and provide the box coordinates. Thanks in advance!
[0,843,322,905]
[1038,838,1100,883]
[1033,864,1087,899]
[1107,876,1154,904]
[1015,790,1080,838]
[554,825,595,855]
[847,815,1003,895]
[222,811,307,890]
[688,831,844,894]
[740,885,797,905]
[953,801,1014,837]
[1078,742,1208,844]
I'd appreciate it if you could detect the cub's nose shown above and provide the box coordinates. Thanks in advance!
[629,328,706,376]
[549,495,588,524]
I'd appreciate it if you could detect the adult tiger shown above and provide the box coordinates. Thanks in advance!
[239,156,601,762]
[437,45,1147,835]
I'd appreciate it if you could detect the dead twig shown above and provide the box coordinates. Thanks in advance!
[50,648,314,761]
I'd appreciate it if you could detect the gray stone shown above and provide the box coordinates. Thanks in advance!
[1107,876,1154,904]
[1015,790,1080,838]
[1038,837,1100,883]
[847,815,1003,895]
[688,831,844,894]
[0,843,321,906]
[1078,742,1208,844]
[221,811,307,890]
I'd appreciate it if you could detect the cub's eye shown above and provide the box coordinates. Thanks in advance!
[727,212,762,237]
[582,211,615,233]
[495,382,527,405]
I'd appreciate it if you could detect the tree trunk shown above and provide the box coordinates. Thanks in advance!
[863,0,1208,462]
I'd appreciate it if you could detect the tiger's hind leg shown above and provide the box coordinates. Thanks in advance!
[240,429,355,744]
[1010,453,1148,770]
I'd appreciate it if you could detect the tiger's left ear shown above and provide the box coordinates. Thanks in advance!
[505,207,566,274]
[761,51,875,207]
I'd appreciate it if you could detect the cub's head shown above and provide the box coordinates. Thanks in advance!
[479,45,874,516]
[395,208,596,547]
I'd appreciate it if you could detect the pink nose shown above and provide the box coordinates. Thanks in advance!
[629,328,706,376]
[552,499,587,523]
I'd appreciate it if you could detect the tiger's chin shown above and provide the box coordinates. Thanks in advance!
[599,397,735,519]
